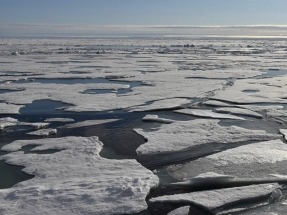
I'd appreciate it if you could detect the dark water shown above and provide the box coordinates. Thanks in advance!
[0,99,149,189]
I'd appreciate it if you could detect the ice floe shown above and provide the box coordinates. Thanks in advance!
[61,119,119,129]
[174,109,245,120]
[0,136,158,215]
[143,114,175,124]
[167,206,190,215]
[0,117,18,130]
[0,103,24,114]
[44,118,75,123]
[215,107,263,119]
[27,128,57,136]
[150,183,281,214]
[168,140,287,181]
[135,119,280,158]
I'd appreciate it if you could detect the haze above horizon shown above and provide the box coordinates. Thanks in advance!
[1,0,287,37]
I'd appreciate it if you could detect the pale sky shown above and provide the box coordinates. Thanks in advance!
[1,0,287,26]
[1,0,287,37]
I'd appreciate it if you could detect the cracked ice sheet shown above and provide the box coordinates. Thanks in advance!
[185,69,262,79]
[0,77,223,113]
[168,140,287,181]
[0,136,158,215]
[135,119,280,156]
[214,76,287,104]
[149,183,281,214]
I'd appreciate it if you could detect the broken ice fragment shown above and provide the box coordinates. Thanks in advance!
[150,183,281,214]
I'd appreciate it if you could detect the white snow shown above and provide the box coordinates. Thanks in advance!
[135,119,280,155]
[60,119,119,129]
[0,136,159,215]
[128,98,190,112]
[44,118,75,123]
[19,122,49,129]
[191,172,234,181]
[142,114,175,124]
[168,140,287,180]
[27,128,57,136]
[150,183,281,214]
[167,206,190,215]
[174,109,245,120]
[0,117,18,130]
[0,102,24,114]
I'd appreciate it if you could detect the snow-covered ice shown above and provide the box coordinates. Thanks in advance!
[0,117,18,130]
[168,140,287,180]
[215,107,263,119]
[135,119,280,156]
[143,114,175,124]
[150,183,281,214]
[27,128,57,136]
[167,206,190,215]
[60,119,119,129]
[174,109,245,120]
[0,136,159,215]
[44,118,75,123]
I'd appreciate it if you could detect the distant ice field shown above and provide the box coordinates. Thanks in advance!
[1,36,287,214]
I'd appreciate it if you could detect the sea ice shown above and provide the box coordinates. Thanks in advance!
[135,119,280,156]
[27,128,57,136]
[128,98,190,112]
[0,117,18,130]
[0,136,158,215]
[60,119,119,129]
[142,115,175,124]
[174,109,245,120]
[168,140,287,180]
[167,206,190,215]
[0,102,24,114]
[149,183,281,214]
[215,107,263,119]
[44,118,75,123]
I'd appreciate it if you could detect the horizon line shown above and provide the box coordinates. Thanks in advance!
[1,23,287,28]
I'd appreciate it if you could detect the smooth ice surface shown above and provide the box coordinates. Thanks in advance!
[214,77,287,104]
[0,136,158,215]
[19,122,49,129]
[128,98,190,112]
[142,114,175,124]
[135,119,280,155]
[215,107,263,119]
[150,183,280,213]
[191,172,234,181]
[27,128,57,136]
[167,206,190,215]
[44,118,75,122]
[60,119,119,129]
[175,109,245,120]
[169,140,287,180]
[0,103,23,114]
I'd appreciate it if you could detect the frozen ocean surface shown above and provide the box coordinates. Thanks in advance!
[1,36,287,214]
